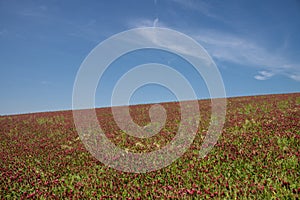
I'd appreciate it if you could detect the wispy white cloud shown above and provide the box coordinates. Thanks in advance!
[192,30,279,67]
[170,0,217,19]
[254,71,274,80]
[153,18,159,27]
[120,23,212,64]
[288,73,300,81]
[132,28,211,64]
[189,30,300,81]
[157,1,300,82]
[126,18,300,82]
[128,18,165,28]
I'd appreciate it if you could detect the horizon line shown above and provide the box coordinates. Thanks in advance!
[1,91,299,117]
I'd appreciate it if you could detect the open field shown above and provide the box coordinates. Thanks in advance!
[1,93,299,199]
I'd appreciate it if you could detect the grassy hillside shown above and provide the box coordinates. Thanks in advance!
[1,93,299,199]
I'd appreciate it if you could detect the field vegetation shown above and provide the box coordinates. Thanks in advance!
[1,93,299,199]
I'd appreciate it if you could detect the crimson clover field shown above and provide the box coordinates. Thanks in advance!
[1,93,299,199]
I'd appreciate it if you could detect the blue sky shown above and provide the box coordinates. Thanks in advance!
[0,0,300,115]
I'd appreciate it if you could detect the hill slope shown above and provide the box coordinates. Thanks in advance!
[1,93,300,199]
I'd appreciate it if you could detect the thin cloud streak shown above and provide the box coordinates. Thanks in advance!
[254,71,274,81]
[170,0,220,20]
[127,18,300,81]
[128,18,166,28]
[153,18,159,27]
[192,30,300,81]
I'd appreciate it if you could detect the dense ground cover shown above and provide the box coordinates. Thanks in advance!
[1,93,299,199]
